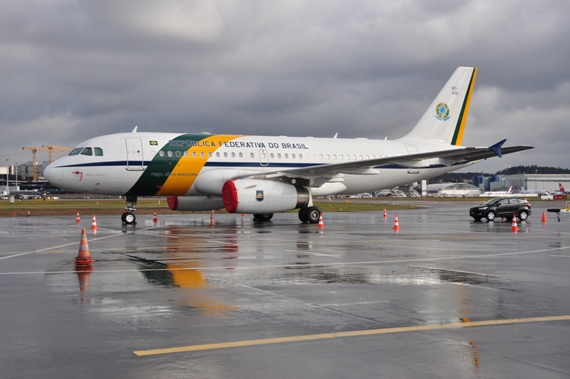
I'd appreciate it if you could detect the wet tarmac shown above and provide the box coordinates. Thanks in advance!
[1,202,570,378]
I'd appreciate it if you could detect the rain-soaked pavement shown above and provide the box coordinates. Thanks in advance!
[1,201,570,378]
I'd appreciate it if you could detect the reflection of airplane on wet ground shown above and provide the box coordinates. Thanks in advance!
[44,67,533,225]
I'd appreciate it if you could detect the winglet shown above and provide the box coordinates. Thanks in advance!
[489,139,506,158]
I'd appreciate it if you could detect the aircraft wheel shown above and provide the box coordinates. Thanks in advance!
[122,212,137,225]
[298,208,308,223]
[253,213,273,222]
[305,206,321,224]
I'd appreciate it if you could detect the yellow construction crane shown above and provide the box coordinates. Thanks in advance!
[42,145,73,163]
[22,145,72,181]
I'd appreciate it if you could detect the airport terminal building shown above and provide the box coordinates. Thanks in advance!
[488,173,570,192]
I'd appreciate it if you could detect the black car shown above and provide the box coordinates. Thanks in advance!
[469,197,531,221]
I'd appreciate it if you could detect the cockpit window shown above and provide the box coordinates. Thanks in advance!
[80,147,93,156]
[94,147,103,156]
[69,148,83,156]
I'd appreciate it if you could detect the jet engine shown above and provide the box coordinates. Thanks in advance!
[222,179,310,214]
[167,196,224,212]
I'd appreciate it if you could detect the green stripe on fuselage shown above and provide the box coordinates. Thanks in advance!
[125,134,208,196]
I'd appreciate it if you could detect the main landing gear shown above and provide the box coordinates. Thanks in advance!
[253,213,274,222]
[251,206,322,224]
[121,195,137,225]
[298,206,321,224]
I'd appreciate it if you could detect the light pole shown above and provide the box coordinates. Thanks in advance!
[5,158,9,195]
[15,162,18,190]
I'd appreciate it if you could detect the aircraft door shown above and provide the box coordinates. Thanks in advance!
[259,149,269,166]
[126,138,144,171]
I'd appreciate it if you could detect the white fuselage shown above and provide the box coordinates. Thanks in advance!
[45,132,475,197]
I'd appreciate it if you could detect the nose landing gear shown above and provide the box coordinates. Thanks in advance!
[122,195,137,225]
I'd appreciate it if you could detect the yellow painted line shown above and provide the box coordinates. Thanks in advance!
[133,315,570,357]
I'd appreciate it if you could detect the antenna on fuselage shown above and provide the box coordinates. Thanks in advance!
[333,133,338,138]
[132,126,138,133]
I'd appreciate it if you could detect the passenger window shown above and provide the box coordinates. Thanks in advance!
[94,147,103,156]
[80,147,93,156]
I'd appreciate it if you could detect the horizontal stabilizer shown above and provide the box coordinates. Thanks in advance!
[489,139,506,158]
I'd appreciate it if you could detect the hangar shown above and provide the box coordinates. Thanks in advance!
[489,174,570,193]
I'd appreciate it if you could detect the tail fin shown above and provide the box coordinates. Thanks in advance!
[560,183,565,192]
[400,67,478,146]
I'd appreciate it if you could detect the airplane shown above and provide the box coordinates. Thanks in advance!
[556,183,570,194]
[479,186,514,197]
[510,185,551,197]
[44,67,533,225]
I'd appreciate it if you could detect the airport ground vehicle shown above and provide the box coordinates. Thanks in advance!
[469,197,531,221]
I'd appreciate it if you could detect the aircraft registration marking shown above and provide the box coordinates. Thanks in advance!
[133,315,570,356]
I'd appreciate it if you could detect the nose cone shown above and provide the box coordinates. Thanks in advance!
[43,162,60,185]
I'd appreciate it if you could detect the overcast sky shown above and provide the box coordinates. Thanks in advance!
[1,0,569,173]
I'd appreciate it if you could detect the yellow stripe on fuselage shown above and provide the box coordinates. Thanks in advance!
[158,135,239,195]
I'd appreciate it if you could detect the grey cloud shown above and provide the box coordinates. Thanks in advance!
[1,0,568,171]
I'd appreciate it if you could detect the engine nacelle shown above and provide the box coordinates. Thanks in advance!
[222,179,310,214]
[167,196,224,212]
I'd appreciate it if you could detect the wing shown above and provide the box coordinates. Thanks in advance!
[239,140,533,185]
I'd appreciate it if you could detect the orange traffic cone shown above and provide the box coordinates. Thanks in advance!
[318,214,324,229]
[75,228,94,266]
[541,212,547,223]
[152,211,158,223]
[511,215,518,233]
[393,214,400,231]
[91,215,98,229]
[383,209,387,218]
[210,210,215,227]
[75,212,80,223]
